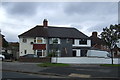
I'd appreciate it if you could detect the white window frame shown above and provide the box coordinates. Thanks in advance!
[22,38,27,43]
[36,37,46,44]
[50,38,60,44]
[37,50,46,57]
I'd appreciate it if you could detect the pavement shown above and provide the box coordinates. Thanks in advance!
[1,62,120,79]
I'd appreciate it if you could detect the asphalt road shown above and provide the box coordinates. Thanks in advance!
[2,71,41,78]
[40,66,119,78]
[2,71,119,80]
[2,62,120,79]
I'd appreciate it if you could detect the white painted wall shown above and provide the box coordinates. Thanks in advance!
[73,39,91,47]
[51,57,119,64]
[19,37,34,56]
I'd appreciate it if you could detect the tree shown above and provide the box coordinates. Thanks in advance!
[2,35,9,48]
[100,24,120,64]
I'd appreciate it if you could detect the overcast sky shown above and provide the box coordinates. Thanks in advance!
[0,2,118,42]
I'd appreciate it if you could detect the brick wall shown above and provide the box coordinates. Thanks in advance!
[19,57,51,62]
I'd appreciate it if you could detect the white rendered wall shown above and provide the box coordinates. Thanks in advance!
[73,39,91,47]
[19,37,34,56]
[52,57,119,64]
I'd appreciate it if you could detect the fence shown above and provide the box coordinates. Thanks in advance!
[51,57,120,64]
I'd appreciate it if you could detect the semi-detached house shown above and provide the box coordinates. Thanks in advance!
[18,19,91,57]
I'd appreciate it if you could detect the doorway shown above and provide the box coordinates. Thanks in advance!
[72,50,76,57]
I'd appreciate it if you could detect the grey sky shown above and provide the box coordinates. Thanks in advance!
[0,2,118,42]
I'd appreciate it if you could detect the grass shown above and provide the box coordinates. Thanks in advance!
[100,64,120,67]
[37,63,70,67]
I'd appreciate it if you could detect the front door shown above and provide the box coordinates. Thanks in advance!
[37,50,46,57]
[72,50,76,57]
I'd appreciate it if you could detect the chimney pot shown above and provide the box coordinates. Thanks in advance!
[92,32,97,37]
[43,19,48,27]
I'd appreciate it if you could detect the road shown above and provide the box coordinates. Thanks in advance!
[40,65,119,78]
[2,71,118,80]
[2,62,120,79]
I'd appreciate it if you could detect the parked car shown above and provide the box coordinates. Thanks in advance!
[20,54,38,58]
[2,52,13,60]
[0,54,5,61]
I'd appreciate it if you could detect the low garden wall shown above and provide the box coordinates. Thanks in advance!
[51,57,120,64]
[19,57,51,63]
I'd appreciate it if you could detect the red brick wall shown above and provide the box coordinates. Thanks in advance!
[19,57,51,62]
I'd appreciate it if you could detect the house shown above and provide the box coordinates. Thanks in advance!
[18,19,91,57]
[113,39,120,57]
[90,32,109,51]
[6,42,19,60]
[90,32,120,57]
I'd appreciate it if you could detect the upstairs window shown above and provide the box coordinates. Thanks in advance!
[50,38,60,44]
[37,37,46,44]
[79,39,87,45]
[22,38,27,43]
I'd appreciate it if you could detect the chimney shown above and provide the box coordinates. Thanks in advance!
[43,19,48,27]
[92,32,97,37]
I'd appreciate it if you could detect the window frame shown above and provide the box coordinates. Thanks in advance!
[50,38,60,44]
[22,38,27,43]
[79,39,87,45]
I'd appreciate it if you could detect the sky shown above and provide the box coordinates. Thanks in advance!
[0,1,118,42]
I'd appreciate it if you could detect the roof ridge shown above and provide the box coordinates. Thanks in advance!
[36,25,75,29]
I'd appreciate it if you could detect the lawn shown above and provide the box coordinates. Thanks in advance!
[37,63,70,67]
[100,64,120,66]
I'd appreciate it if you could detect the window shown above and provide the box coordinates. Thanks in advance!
[51,38,60,44]
[37,50,42,57]
[23,38,27,43]
[79,39,87,45]
[53,38,58,44]
[37,37,46,43]
[37,50,46,57]
[24,50,27,54]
